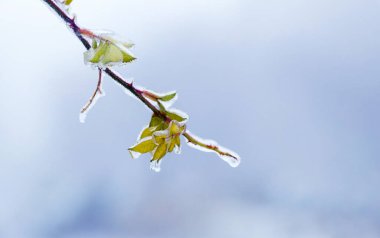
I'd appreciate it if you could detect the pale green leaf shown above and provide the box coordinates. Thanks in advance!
[152,143,168,161]
[84,40,136,66]
[166,110,187,122]
[153,130,169,145]
[92,39,98,49]
[121,50,136,63]
[157,101,166,112]
[113,41,136,63]
[168,139,176,152]
[174,136,181,147]
[169,121,181,135]
[101,44,123,64]
[88,42,108,63]
[159,92,176,102]
[129,138,157,154]
[139,126,156,139]
[149,115,163,127]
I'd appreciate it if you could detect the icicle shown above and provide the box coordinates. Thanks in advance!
[174,145,181,155]
[150,160,162,172]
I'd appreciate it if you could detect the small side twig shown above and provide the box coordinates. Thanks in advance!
[80,68,103,114]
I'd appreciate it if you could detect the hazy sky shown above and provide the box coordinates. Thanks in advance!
[0,0,379,237]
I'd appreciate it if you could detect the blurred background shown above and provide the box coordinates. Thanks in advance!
[0,0,379,237]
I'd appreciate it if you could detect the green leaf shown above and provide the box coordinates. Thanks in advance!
[129,138,157,154]
[88,42,108,63]
[112,41,136,63]
[153,131,168,145]
[121,49,136,63]
[174,136,181,147]
[92,39,98,49]
[101,43,124,64]
[84,40,136,66]
[139,126,156,139]
[169,121,181,135]
[166,110,187,122]
[64,0,73,5]
[157,101,166,112]
[159,92,176,102]
[168,139,176,152]
[152,143,168,161]
[149,115,163,127]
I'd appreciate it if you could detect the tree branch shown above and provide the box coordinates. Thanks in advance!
[41,0,240,168]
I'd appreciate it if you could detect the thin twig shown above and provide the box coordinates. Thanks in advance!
[81,68,103,114]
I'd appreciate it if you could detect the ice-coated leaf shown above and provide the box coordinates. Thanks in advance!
[139,126,157,139]
[129,138,157,154]
[169,120,182,135]
[101,44,124,64]
[168,135,181,153]
[84,40,136,67]
[152,143,168,161]
[92,39,98,49]
[157,101,166,112]
[169,121,185,136]
[149,115,164,127]
[153,130,169,145]
[86,42,108,63]
[174,136,181,147]
[122,50,135,63]
[159,92,177,102]
[168,140,176,152]
[142,90,177,108]
[166,110,188,122]
[112,41,136,63]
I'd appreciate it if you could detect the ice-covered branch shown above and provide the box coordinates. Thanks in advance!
[41,0,241,171]
[183,131,240,167]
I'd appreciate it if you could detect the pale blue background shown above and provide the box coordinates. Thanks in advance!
[0,0,379,237]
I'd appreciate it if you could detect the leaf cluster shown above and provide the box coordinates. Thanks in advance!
[129,92,188,169]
